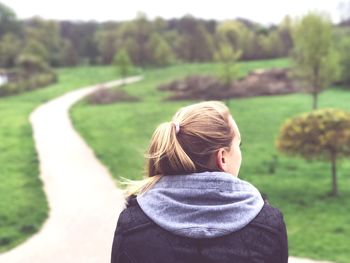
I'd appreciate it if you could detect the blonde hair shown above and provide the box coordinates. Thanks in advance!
[124,101,235,196]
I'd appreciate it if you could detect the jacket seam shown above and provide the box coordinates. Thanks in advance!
[122,221,155,235]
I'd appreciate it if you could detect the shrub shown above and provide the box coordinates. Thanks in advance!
[16,54,50,74]
[276,108,350,196]
[0,72,57,97]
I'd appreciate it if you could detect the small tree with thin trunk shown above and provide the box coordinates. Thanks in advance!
[113,49,133,85]
[291,13,339,110]
[214,42,241,86]
[276,109,350,196]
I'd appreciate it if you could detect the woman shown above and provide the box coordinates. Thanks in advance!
[111,101,288,263]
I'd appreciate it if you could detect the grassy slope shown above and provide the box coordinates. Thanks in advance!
[0,66,118,252]
[71,59,350,263]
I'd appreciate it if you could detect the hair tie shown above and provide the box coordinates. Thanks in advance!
[173,122,180,134]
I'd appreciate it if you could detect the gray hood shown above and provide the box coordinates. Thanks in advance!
[137,171,264,239]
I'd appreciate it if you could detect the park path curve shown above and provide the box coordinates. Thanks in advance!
[0,75,333,263]
[0,76,142,263]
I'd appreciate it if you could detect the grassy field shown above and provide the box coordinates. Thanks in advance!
[71,59,350,263]
[0,66,119,252]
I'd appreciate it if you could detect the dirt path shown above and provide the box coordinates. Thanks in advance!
[0,76,142,263]
[0,75,333,263]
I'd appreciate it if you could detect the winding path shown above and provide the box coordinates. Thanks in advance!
[0,76,333,263]
[0,76,142,263]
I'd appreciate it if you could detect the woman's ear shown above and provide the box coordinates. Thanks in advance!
[216,148,227,172]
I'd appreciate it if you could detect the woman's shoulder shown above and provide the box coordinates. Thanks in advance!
[116,195,153,231]
[249,202,286,234]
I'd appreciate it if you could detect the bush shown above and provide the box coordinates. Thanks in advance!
[276,108,350,196]
[0,72,57,97]
[16,54,50,74]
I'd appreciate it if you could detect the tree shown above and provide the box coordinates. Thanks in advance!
[176,16,214,62]
[104,14,154,67]
[60,21,99,64]
[214,42,241,86]
[0,33,22,67]
[21,39,49,61]
[24,18,64,66]
[277,16,293,55]
[61,39,79,66]
[215,19,287,60]
[291,13,340,110]
[113,49,133,84]
[276,109,350,196]
[147,33,175,66]
[0,2,19,36]
[16,54,50,74]
[338,36,350,86]
[133,12,153,66]
[216,20,247,50]
[95,29,118,64]
[264,31,285,58]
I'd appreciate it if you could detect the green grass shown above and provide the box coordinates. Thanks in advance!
[0,65,119,252]
[71,58,350,263]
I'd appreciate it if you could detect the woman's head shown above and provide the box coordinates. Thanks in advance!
[147,101,242,178]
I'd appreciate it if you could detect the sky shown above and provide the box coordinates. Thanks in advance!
[1,0,345,25]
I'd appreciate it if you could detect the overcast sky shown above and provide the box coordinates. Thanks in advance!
[1,0,344,25]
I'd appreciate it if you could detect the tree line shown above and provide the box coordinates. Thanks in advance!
[0,2,293,69]
[1,2,350,94]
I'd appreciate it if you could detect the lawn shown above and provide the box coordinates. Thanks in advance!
[0,65,119,252]
[71,58,350,263]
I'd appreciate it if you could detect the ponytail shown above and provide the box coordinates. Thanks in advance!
[147,122,196,177]
[123,101,234,196]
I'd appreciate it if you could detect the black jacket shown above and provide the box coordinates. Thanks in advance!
[111,197,288,263]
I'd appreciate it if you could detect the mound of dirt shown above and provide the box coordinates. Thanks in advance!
[86,86,140,104]
[158,68,303,100]
[159,75,229,100]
